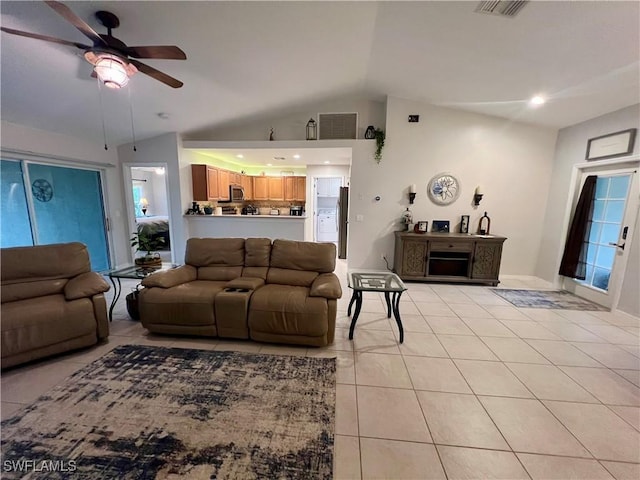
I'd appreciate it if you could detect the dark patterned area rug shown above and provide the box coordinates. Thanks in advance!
[492,289,607,311]
[1,345,336,479]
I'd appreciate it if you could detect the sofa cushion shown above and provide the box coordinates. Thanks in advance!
[186,238,245,267]
[1,279,67,304]
[270,240,336,273]
[248,285,329,338]
[1,295,96,358]
[1,242,90,283]
[139,280,226,326]
[267,268,319,287]
[185,238,245,281]
[245,238,272,266]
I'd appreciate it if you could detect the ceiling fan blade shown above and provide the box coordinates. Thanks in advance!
[129,59,184,88]
[44,0,107,47]
[126,45,187,60]
[0,27,90,49]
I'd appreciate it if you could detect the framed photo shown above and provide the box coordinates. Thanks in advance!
[432,220,450,233]
[586,128,636,161]
[460,215,470,234]
[414,221,428,233]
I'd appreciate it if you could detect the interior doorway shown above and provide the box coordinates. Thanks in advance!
[123,164,173,263]
[563,164,638,309]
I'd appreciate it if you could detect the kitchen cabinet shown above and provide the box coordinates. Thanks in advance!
[316,177,341,197]
[268,177,284,200]
[394,232,506,286]
[285,176,307,201]
[241,174,253,200]
[295,176,306,201]
[218,169,230,201]
[192,164,220,201]
[253,176,269,200]
[229,172,241,185]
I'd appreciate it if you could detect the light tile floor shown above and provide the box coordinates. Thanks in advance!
[2,264,640,479]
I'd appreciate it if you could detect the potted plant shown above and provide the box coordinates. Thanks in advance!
[130,231,165,266]
[203,203,214,215]
[374,128,385,164]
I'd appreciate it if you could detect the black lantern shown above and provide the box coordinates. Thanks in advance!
[306,118,317,140]
[365,125,375,139]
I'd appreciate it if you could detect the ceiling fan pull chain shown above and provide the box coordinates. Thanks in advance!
[127,85,137,152]
[96,77,108,150]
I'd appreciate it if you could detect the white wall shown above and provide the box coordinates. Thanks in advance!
[118,133,185,264]
[348,97,559,273]
[185,97,386,141]
[536,104,640,316]
[0,120,127,266]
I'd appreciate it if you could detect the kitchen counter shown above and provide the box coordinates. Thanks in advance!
[186,214,306,240]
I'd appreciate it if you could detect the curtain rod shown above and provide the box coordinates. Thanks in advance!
[1,147,116,168]
[132,178,147,182]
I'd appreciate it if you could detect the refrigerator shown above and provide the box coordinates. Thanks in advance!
[337,186,349,259]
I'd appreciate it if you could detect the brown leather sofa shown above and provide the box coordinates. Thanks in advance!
[1,242,110,369]
[139,238,342,347]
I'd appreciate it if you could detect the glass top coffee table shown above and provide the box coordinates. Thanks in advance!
[347,271,407,343]
[104,263,176,322]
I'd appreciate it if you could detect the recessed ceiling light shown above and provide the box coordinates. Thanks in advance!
[293,154,301,159]
[324,161,330,164]
[236,154,244,159]
[529,95,546,106]
[267,163,273,166]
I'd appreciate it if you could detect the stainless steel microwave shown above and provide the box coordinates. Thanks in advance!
[229,185,244,202]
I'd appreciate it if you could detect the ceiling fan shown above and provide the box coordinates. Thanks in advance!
[1,0,186,89]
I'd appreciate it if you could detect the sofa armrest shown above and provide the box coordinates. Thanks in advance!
[225,277,265,290]
[309,273,342,299]
[64,272,110,300]
[141,265,197,288]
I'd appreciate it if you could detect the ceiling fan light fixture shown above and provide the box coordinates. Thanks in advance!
[85,51,136,89]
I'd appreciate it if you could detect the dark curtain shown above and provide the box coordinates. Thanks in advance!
[559,175,597,279]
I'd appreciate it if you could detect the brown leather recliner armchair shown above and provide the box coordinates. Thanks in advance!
[138,238,342,347]
[1,242,110,369]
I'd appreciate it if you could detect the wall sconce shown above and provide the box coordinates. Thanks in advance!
[306,118,317,140]
[140,198,149,216]
[473,186,484,206]
[409,184,416,204]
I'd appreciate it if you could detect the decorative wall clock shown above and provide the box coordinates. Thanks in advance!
[31,179,53,202]
[428,173,460,205]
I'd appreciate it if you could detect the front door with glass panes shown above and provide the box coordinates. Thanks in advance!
[564,168,638,309]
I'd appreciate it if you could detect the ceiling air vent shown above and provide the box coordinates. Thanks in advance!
[475,0,529,17]
[318,113,358,140]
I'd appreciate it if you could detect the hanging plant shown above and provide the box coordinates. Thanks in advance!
[374,128,385,164]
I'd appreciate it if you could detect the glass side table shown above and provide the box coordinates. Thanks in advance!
[347,271,407,343]
[104,263,177,321]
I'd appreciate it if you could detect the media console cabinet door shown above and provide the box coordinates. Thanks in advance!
[471,242,503,280]
[402,240,427,276]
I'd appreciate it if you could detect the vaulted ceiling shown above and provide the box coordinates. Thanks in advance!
[1,1,638,146]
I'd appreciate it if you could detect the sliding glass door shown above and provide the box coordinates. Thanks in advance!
[0,159,110,271]
[0,160,33,247]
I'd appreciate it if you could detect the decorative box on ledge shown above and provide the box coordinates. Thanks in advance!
[393,232,507,286]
